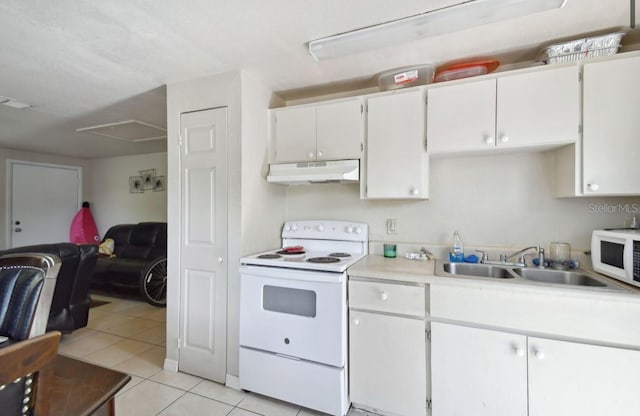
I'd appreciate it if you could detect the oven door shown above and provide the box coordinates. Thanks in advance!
[239,265,346,367]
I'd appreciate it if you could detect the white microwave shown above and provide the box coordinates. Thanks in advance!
[591,229,640,288]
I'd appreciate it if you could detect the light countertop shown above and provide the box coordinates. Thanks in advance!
[349,254,640,303]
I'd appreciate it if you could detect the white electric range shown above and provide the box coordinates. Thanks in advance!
[239,220,368,416]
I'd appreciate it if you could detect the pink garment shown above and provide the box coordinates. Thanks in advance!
[69,202,100,244]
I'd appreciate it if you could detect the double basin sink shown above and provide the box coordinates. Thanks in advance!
[436,261,627,291]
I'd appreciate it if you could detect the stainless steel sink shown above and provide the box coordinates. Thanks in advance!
[512,268,606,287]
[435,261,628,291]
[443,262,514,279]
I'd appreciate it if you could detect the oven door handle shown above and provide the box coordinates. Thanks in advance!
[276,353,301,361]
[240,265,344,283]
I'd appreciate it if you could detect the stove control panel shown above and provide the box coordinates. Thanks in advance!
[282,220,368,242]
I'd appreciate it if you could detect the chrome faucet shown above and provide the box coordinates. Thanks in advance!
[477,246,545,268]
[502,246,545,268]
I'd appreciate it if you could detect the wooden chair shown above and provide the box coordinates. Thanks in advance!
[0,331,60,416]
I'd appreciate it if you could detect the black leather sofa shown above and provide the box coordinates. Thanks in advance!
[0,243,98,334]
[91,222,167,306]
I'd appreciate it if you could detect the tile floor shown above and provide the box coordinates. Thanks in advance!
[62,294,372,416]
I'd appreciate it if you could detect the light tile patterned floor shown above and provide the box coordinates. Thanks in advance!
[62,294,370,416]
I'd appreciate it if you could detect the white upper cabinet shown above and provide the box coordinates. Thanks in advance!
[271,98,363,163]
[427,78,496,154]
[428,65,580,155]
[497,65,580,148]
[582,55,640,195]
[365,88,428,199]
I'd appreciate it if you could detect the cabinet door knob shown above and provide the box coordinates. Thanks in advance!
[514,346,525,357]
[500,135,509,143]
[217,257,224,264]
[380,292,388,301]
[533,348,545,360]
[410,188,419,196]
[484,136,494,145]
[317,150,324,158]
[587,183,599,191]
[353,319,360,326]
[308,152,315,159]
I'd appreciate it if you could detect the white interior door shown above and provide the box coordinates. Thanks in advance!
[178,107,228,383]
[10,161,81,247]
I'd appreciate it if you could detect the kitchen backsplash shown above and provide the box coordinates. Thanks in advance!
[285,151,640,251]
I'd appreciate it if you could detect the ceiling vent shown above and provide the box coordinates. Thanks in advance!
[0,96,31,109]
[76,120,166,142]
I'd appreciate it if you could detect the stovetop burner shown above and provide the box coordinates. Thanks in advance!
[276,250,306,255]
[257,254,282,259]
[328,252,351,258]
[307,257,341,264]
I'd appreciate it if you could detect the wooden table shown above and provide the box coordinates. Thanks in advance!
[51,354,131,416]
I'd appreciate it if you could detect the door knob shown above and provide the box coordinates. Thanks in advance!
[14,228,22,232]
[513,346,525,357]
[484,136,494,145]
[217,257,223,263]
[500,135,509,143]
[587,183,599,192]
[317,151,324,158]
[380,292,388,301]
[353,319,360,326]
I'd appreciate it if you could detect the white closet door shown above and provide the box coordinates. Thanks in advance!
[178,107,228,382]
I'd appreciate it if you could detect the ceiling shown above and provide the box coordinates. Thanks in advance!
[0,0,637,159]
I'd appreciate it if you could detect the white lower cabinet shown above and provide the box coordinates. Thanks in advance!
[431,322,527,416]
[432,322,640,416]
[348,280,427,416]
[528,336,640,416]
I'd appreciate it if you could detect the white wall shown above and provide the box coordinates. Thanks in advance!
[285,151,640,253]
[89,152,167,236]
[232,71,286,375]
[0,148,92,250]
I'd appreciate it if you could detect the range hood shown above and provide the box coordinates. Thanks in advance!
[267,159,359,185]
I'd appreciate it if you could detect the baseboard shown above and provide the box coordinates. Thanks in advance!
[225,374,241,391]
[164,358,178,372]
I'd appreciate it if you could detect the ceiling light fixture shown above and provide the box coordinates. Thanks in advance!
[0,96,32,109]
[308,0,568,61]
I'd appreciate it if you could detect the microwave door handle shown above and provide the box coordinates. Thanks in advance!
[624,241,635,280]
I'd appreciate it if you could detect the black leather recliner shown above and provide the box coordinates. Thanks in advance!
[0,243,98,334]
[91,222,167,306]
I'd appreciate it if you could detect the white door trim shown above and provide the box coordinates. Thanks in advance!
[6,159,83,248]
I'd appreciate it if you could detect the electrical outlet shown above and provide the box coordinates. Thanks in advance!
[386,218,398,234]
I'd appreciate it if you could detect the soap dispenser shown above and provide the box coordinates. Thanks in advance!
[449,230,464,263]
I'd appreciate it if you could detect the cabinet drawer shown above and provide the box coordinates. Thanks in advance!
[349,280,425,317]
